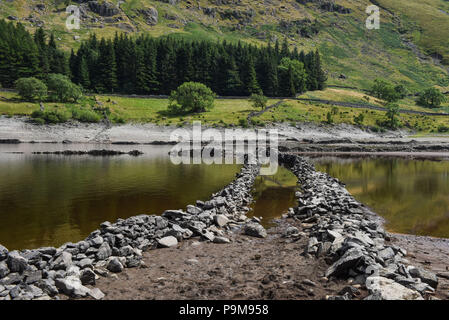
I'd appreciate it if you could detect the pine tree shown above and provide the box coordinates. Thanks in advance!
[291,47,299,61]
[69,49,78,83]
[256,52,278,97]
[224,57,242,96]
[48,33,56,50]
[305,51,318,91]
[145,41,159,93]
[314,50,327,90]
[96,39,117,93]
[279,65,296,97]
[157,38,177,94]
[274,38,280,62]
[135,46,150,94]
[241,55,261,95]
[281,37,289,58]
[34,28,50,76]
[78,55,90,89]
[175,44,193,86]
[15,23,40,79]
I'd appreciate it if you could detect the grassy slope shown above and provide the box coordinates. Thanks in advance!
[0,91,276,127]
[299,88,449,114]
[1,90,447,133]
[252,99,449,133]
[0,0,448,92]
[376,0,449,65]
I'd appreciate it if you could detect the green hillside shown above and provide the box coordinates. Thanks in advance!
[1,0,448,92]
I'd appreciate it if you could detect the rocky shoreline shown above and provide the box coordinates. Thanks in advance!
[1,116,448,151]
[0,154,443,300]
[280,138,449,154]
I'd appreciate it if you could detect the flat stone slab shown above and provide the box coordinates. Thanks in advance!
[158,236,178,248]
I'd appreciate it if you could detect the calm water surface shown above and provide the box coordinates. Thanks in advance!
[312,157,449,238]
[0,144,241,250]
[249,166,298,228]
[2,144,448,250]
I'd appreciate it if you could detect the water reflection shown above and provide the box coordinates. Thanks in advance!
[311,157,449,238]
[249,166,298,228]
[0,145,241,250]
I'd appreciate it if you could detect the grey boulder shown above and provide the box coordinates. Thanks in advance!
[325,248,364,278]
[96,242,112,260]
[80,268,96,285]
[0,261,10,278]
[7,251,29,273]
[157,236,178,248]
[107,258,123,273]
[244,222,267,238]
[51,252,72,271]
[214,215,229,227]
[213,236,231,244]
[88,287,105,300]
[162,210,187,220]
[408,266,438,289]
[365,276,423,300]
[0,245,8,261]
[55,276,90,298]
[378,247,395,261]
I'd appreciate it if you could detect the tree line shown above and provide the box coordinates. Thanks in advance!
[0,20,69,88]
[0,19,327,97]
[69,33,327,97]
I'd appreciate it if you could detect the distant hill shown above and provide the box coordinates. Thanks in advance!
[1,0,448,91]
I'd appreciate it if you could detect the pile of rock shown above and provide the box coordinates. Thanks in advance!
[279,154,439,300]
[161,164,262,243]
[0,164,261,300]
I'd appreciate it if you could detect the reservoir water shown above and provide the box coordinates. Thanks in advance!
[1,144,448,250]
[0,144,241,250]
[312,156,449,238]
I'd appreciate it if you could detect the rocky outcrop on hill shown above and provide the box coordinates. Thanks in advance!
[218,8,256,24]
[139,7,158,26]
[295,0,351,14]
[279,19,320,38]
[87,1,120,17]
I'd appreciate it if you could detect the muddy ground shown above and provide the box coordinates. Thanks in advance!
[79,220,357,300]
[75,219,448,301]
